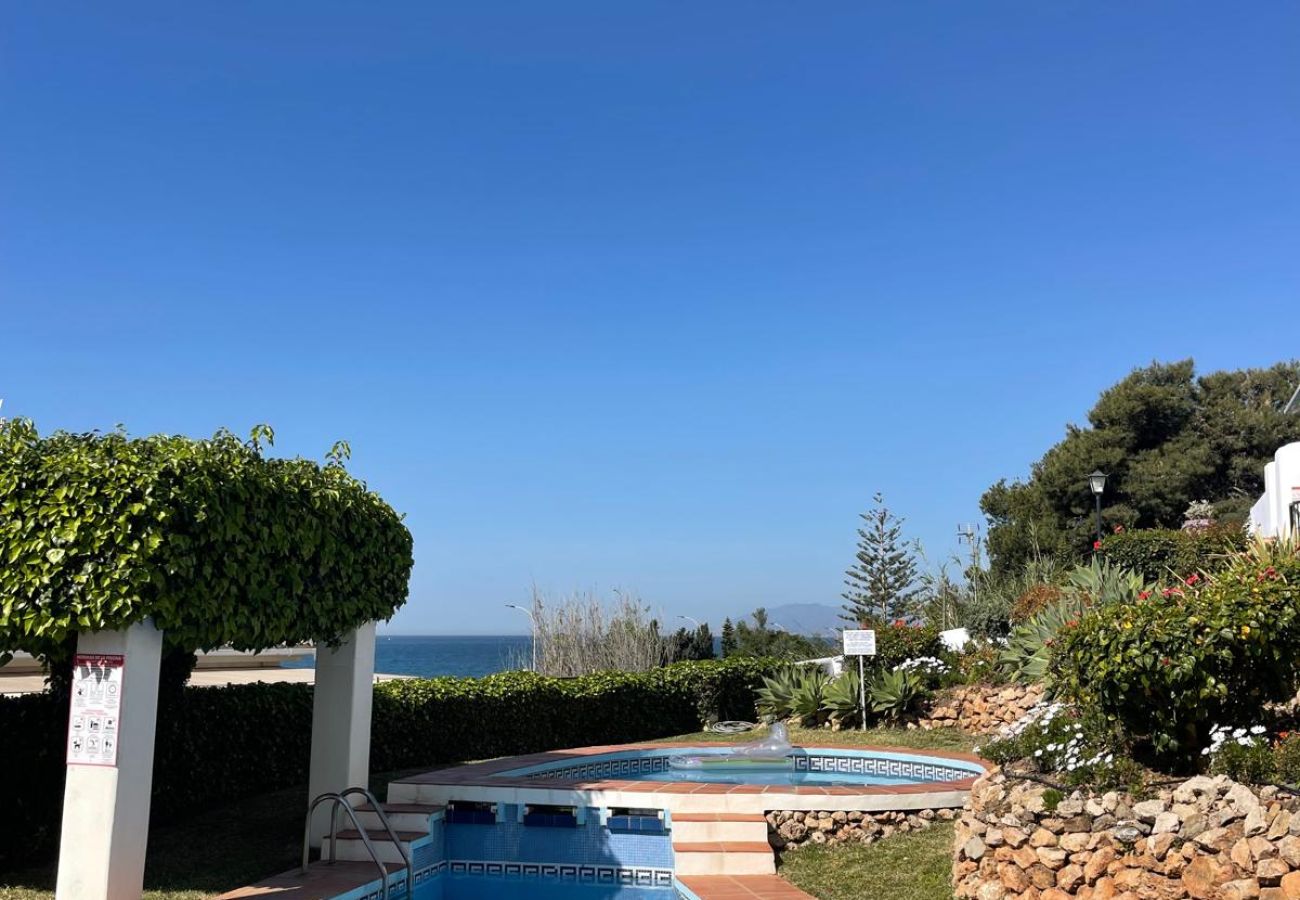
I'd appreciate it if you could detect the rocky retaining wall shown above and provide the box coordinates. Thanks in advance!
[954,769,1300,899]
[921,682,1044,735]
[767,807,957,851]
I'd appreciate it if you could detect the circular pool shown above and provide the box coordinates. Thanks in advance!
[491,745,985,788]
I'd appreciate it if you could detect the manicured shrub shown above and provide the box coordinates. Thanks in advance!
[0,421,413,661]
[866,622,943,674]
[1052,540,1300,764]
[1099,526,1247,582]
[0,657,776,869]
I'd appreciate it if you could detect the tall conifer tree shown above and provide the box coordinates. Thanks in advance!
[841,492,921,624]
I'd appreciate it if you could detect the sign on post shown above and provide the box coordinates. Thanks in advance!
[842,630,876,731]
[67,654,124,767]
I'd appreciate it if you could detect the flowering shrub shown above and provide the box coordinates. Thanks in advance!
[1204,725,1274,784]
[977,701,1137,789]
[1098,525,1247,582]
[1052,540,1300,764]
[894,656,948,677]
[864,621,944,674]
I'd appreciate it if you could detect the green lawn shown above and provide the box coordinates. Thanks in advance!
[659,722,977,752]
[779,822,956,900]
[0,727,973,900]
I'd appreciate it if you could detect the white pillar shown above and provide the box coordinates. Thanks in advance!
[1275,443,1300,539]
[1264,461,1280,538]
[308,621,376,846]
[55,620,163,900]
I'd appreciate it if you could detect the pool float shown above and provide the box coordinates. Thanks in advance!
[668,722,795,769]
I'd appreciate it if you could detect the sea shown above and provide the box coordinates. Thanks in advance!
[284,635,535,679]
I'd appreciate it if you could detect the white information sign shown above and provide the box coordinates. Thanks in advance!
[842,629,877,656]
[67,653,124,767]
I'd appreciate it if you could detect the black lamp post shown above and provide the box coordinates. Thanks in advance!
[1088,471,1107,545]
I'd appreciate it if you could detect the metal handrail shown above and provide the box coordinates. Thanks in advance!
[337,786,414,900]
[303,792,390,900]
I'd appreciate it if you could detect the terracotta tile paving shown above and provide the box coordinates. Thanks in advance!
[678,875,816,899]
[214,862,402,900]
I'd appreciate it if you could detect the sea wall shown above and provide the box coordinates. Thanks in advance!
[953,770,1300,899]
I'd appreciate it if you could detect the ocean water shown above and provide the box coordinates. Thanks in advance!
[284,635,534,679]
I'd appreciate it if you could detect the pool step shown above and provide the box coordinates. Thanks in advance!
[332,828,427,865]
[672,841,776,876]
[353,801,445,833]
[672,813,769,844]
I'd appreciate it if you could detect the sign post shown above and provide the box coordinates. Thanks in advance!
[842,629,877,732]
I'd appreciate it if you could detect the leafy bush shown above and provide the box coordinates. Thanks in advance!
[1052,540,1300,764]
[0,420,413,660]
[1275,734,1300,785]
[0,657,777,868]
[867,668,928,721]
[1099,526,1247,582]
[867,622,944,674]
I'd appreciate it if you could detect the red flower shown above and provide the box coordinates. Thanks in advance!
[1113,524,1126,534]
[1161,657,1171,667]
[1093,540,1102,550]
[1138,591,1151,601]
[1185,574,1200,586]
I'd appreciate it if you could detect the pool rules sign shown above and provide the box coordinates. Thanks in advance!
[842,630,876,732]
[67,654,124,767]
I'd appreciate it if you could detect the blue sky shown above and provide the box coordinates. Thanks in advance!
[2,2,1297,634]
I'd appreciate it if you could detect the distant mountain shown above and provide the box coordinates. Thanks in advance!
[729,603,843,636]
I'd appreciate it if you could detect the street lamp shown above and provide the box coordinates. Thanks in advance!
[506,604,537,672]
[1087,471,1107,546]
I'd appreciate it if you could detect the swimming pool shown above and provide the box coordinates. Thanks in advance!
[489,745,984,788]
[415,873,674,899]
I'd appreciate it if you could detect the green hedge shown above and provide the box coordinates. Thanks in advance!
[1098,527,1247,582]
[0,658,775,870]
[0,421,413,660]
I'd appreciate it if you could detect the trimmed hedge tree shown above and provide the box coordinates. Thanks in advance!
[1098,526,1247,583]
[0,420,413,660]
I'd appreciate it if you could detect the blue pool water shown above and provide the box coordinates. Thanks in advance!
[415,874,674,899]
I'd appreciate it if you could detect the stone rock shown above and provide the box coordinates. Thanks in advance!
[1030,828,1058,848]
[1259,859,1291,886]
[1056,864,1085,892]
[1036,847,1068,869]
[1152,811,1181,835]
[1133,799,1167,823]
[1278,835,1300,868]
[1220,879,1262,900]
[1084,847,1116,882]
[1182,856,1224,899]
[1280,871,1300,899]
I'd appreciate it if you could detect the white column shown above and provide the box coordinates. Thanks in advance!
[307,621,376,846]
[1275,443,1300,539]
[55,620,163,900]
[1264,461,1280,538]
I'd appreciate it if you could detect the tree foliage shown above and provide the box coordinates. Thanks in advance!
[667,623,715,661]
[981,360,1300,575]
[729,608,833,660]
[0,420,413,661]
[841,492,922,623]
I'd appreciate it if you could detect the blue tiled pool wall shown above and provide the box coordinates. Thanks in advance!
[446,804,674,887]
[510,748,977,784]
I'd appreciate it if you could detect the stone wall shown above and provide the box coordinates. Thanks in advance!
[921,683,1045,735]
[767,807,957,851]
[954,769,1300,899]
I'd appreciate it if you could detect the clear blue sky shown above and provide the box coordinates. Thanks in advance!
[2,2,1297,634]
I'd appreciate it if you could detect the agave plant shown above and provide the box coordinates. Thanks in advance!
[1063,557,1146,607]
[756,667,799,720]
[867,668,927,722]
[822,668,863,728]
[998,596,1087,684]
[789,667,830,726]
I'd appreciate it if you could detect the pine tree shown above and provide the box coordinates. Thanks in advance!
[720,617,736,657]
[841,492,922,624]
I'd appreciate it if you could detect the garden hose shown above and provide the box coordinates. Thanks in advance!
[707,721,760,734]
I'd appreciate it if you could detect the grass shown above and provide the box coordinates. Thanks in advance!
[778,821,956,900]
[658,722,978,753]
[0,726,974,899]
[0,769,423,900]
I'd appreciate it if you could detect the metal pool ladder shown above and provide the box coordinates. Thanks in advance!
[303,786,415,900]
